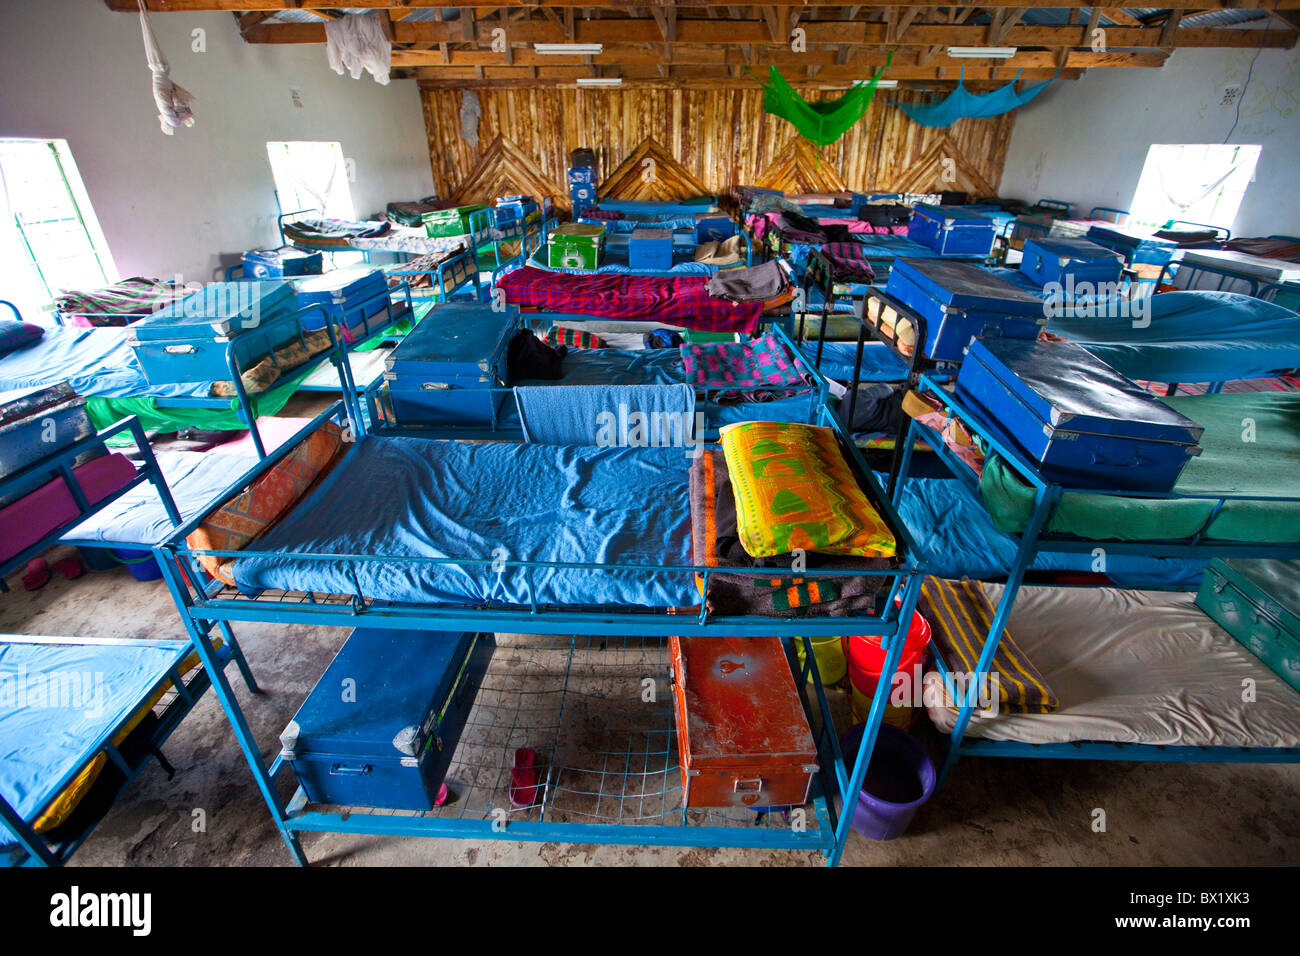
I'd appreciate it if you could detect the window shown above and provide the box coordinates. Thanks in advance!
[1127,144,1262,232]
[266,141,355,220]
[0,139,117,322]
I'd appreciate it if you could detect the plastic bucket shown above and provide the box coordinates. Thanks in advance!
[79,547,118,572]
[843,611,931,727]
[839,723,936,840]
[794,635,847,686]
[112,548,162,582]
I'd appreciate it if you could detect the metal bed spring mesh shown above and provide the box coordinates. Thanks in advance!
[306,634,825,834]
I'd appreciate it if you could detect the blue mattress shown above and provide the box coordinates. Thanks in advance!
[62,450,254,547]
[800,342,910,383]
[0,327,212,401]
[890,473,1207,590]
[232,437,697,607]
[852,235,938,258]
[0,636,191,846]
[1048,290,1300,383]
[526,242,715,277]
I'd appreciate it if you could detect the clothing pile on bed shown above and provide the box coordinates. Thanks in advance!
[54,278,190,327]
[282,217,391,247]
[679,331,813,404]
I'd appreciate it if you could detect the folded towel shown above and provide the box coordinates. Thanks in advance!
[516,383,695,446]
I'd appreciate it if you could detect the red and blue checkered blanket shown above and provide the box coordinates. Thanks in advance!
[497,266,761,333]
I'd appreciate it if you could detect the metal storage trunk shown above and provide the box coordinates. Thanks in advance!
[0,387,94,482]
[384,302,518,426]
[566,166,596,185]
[955,338,1204,492]
[495,195,537,224]
[280,629,494,810]
[548,223,606,270]
[423,204,489,238]
[1196,559,1300,694]
[669,635,819,809]
[1019,238,1124,289]
[693,213,736,244]
[241,246,323,279]
[293,267,391,333]
[126,281,300,385]
[907,204,996,258]
[883,258,1047,362]
[1170,249,1300,292]
[627,227,673,271]
[1084,225,1178,267]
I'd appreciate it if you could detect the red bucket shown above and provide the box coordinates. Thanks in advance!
[843,612,931,726]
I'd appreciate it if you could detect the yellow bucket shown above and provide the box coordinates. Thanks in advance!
[794,635,847,686]
[850,682,915,730]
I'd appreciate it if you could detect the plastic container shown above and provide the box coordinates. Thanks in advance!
[79,547,118,572]
[839,722,936,840]
[844,611,931,727]
[794,635,847,686]
[112,548,162,582]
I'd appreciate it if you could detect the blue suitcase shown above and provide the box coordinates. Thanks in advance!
[693,213,736,244]
[956,338,1203,492]
[126,281,300,384]
[293,267,391,335]
[908,204,996,258]
[1019,237,1124,289]
[496,195,537,225]
[1084,225,1178,267]
[384,302,518,426]
[242,246,323,279]
[280,629,494,811]
[628,227,673,271]
[883,258,1046,361]
[567,166,596,186]
[0,385,94,483]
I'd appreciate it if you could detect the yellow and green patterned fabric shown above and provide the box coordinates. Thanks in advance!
[719,420,896,559]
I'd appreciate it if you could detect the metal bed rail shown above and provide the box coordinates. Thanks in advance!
[898,373,1300,781]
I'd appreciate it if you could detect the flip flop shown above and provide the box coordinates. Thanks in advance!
[509,747,538,809]
[55,556,85,581]
[22,558,51,591]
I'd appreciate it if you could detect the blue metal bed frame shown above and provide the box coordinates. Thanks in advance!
[0,634,245,867]
[361,313,829,442]
[896,373,1300,784]
[150,398,928,866]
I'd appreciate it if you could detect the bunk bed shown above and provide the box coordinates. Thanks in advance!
[0,304,358,459]
[0,633,248,867]
[895,375,1300,782]
[151,399,929,866]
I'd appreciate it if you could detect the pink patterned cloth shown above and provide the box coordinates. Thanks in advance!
[679,332,809,390]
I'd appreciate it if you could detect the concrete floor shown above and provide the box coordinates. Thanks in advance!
[4,557,1298,868]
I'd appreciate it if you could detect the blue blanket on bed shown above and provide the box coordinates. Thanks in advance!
[233,437,697,607]
[0,327,212,400]
[1048,291,1300,383]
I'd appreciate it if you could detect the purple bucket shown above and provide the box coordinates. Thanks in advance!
[840,723,936,840]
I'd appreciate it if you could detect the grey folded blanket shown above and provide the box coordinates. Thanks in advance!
[705,259,790,303]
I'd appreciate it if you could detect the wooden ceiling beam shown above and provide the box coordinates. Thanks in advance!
[241,19,1298,51]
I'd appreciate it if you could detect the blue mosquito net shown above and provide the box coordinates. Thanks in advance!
[894,70,1057,128]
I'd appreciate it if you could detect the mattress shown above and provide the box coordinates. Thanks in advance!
[980,392,1300,544]
[0,636,192,846]
[0,327,212,401]
[799,341,910,383]
[1048,290,1300,384]
[230,436,697,608]
[925,584,1300,748]
[63,450,255,547]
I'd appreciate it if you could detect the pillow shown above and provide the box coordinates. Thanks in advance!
[186,421,345,584]
[918,577,1059,714]
[719,420,896,559]
[0,319,44,356]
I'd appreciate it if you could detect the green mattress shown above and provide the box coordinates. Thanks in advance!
[979,392,1300,543]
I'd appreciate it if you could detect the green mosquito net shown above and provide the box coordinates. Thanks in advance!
[755,55,892,148]
[894,70,1057,129]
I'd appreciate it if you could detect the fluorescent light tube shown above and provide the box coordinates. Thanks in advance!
[946,46,1018,59]
[576,77,622,87]
[875,80,899,88]
[533,43,604,55]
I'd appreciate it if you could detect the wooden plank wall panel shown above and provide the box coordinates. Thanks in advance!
[421,88,1016,203]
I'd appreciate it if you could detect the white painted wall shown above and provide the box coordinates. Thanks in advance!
[1000,43,1300,237]
[0,0,434,284]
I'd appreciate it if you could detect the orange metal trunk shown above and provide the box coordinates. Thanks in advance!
[669,635,820,809]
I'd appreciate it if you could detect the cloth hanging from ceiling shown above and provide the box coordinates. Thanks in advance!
[894,70,1056,129]
[137,1,195,135]
[460,90,482,148]
[754,55,892,148]
[325,12,392,85]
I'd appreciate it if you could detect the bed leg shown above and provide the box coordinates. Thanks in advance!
[219,620,260,694]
